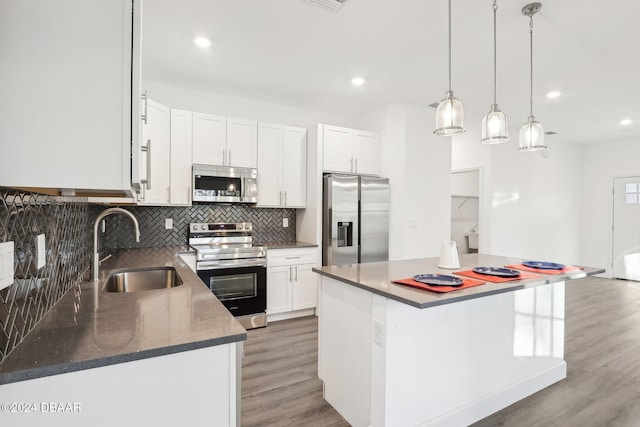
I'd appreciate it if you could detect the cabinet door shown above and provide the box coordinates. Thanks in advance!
[292,264,317,310]
[192,113,226,165]
[170,109,193,205]
[282,126,307,208]
[323,125,353,173]
[0,0,137,193]
[227,118,258,168]
[267,266,292,314]
[257,123,283,207]
[353,130,380,176]
[139,100,171,205]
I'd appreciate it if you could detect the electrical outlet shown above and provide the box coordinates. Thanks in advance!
[165,218,173,230]
[373,320,385,347]
[36,234,46,269]
[0,241,14,291]
[283,218,289,228]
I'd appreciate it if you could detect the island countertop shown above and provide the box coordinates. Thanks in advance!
[0,246,247,385]
[313,253,605,309]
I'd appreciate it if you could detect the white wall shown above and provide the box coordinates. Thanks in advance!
[453,128,583,265]
[582,138,640,276]
[360,104,451,260]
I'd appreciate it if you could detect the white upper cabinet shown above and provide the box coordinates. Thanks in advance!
[0,0,141,195]
[170,109,193,205]
[192,113,227,166]
[138,100,171,205]
[192,114,257,168]
[257,123,307,208]
[322,125,380,175]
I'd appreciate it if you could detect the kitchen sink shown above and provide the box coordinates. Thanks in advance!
[102,267,183,293]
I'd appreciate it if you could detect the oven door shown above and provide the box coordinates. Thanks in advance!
[197,264,266,317]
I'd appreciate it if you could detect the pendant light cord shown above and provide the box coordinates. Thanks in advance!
[492,0,497,105]
[448,0,452,92]
[529,14,534,117]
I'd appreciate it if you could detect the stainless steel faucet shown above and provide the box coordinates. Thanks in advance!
[92,208,140,282]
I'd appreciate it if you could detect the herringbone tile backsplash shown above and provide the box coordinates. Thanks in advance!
[92,205,296,250]
[0,188,89,362]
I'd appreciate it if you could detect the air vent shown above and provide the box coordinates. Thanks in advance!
[305,0,349,12]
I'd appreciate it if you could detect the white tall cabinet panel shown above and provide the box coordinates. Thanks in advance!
[170,109,193,205]
[322,124,380,176]
[0,0,140,194]
[257,123,306,208]
[192,113,227,166]
[139,100,171,205]
[227,118,258,168]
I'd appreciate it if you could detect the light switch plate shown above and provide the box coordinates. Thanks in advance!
[0,241,15,291]
[283,218,289,228]
[165,218,173,230]
[36,234,46,269]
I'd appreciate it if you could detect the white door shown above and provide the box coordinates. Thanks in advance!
[352,130,380,176]
[227,118,257,168]
[192,113,226,165]
[170,109,193,205]
[257,123,283,207]
[266,266,292,314]
[282,126,307,207]
[140,100,170,205]
[612,176,640,280]
[323,125,353,173]
[292,264,317,310]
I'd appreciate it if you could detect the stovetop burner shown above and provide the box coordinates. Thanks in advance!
[189,222,266,261]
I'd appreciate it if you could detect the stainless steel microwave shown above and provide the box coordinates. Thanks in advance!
[192,164,258,203]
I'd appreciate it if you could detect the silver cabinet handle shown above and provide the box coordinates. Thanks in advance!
[284,191,287,206]
[167,187,170,203]
[294,265,298,281]
[279,191,282,205]
[141,91,148,124]
[285,256,301,260]
[222,148,226,165]
[350,158,354,173]
[288,266,292,281]
[355,158,358,173]
[141,139,151,190]
[228,149,231,166]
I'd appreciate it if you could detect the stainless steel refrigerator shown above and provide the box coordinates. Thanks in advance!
[322,174,390,266]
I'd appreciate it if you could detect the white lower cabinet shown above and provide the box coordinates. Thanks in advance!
[267,247,318,321]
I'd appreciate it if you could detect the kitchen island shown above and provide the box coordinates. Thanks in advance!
[313,254,604,427]
[0,247,246,427]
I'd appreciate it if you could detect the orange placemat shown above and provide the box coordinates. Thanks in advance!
[392,277,485,293]
[506,264,583,275]
[454,269,541,283]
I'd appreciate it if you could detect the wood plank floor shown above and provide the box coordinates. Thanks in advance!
[241,315,349,427]
[242,276,640,426]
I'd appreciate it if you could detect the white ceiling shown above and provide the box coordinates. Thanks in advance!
[142,0,640,144]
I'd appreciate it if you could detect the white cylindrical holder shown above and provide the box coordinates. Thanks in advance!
[438,240,460,269]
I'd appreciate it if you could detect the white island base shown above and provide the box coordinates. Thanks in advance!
[318,275,567,427]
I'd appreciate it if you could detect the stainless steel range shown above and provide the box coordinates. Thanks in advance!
[189,222,267,329]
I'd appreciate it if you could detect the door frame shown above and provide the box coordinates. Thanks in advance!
[451,166,484,253]
[611,174,640,278]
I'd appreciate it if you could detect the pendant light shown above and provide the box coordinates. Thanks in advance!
[481,0,509,144]
[519,3,546,151]
[434,0,465,136]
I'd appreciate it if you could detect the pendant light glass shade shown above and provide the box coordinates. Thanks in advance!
[519,116,545,151]
[481,0,509,144]
[434,0,465,136]
[519,3,546,152]
[435,91,465,135]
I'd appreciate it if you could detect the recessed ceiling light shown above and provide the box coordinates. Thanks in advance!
[620,118,633,126]
[194,37,211,48]
[546,91,561,99]
[351,77,365,86]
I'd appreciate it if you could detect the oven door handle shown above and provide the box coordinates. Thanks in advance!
[197,259,267,270]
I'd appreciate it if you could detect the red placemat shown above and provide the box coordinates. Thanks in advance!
[392,277,485,293]
[454,269,541,283]
[506,264,583,275]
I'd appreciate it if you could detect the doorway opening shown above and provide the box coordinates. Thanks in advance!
[451,169,480,255]
[612,176,640,281]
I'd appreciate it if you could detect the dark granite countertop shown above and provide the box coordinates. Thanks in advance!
[0,246,247,385]
[313,253,605,309]
[262,241,318,249]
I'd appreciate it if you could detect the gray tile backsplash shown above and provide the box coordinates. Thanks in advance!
[93,205,296,250]
[0,188,89,362]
